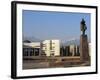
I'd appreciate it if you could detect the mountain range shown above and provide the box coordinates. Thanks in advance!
[23,36,42,42]
[23,36,90,46]
[61,39,80,46]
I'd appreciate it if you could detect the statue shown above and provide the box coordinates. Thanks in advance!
[80,18,89,61]
[80,19,87,35]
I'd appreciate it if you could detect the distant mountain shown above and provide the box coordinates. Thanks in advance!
[66,39,80,45]
[61,37,91,47]
[62,39,80,46]
[23,36,42,42]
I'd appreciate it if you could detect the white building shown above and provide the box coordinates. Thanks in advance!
[89,43,91,56]
[69,45,75,56]
[42,40,60,56]
[23,42,40,48]
[69,44,80,56]
[23,42,41,56]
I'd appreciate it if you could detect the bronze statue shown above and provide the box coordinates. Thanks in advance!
[80,19,87,35]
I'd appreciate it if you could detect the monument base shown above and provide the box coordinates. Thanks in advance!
[80,35,90,62]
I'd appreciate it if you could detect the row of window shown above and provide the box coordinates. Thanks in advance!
[23,48,40,56]
[60,47,80,56]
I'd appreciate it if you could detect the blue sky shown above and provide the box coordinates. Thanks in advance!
[22,10,90,42]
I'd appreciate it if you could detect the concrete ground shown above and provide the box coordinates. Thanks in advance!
[23,57,90,69]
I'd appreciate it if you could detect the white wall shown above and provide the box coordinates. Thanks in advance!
[0,0,99,80]
[42,40,51,56]
[42,40,60,56]
[24,42,40,48]
[52,40,60,56]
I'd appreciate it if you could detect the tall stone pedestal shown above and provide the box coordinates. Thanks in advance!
[80,35,89,61]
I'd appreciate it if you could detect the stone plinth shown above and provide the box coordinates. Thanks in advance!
[80,35,89,61]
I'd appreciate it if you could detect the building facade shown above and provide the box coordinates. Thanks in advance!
[42,40,60,56]
[60,44,80,57]
[60,46,70,56]
[89,43,91,56]
[69,45,80,56]
[23,42,41,56]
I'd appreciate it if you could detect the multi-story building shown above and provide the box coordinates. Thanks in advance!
[89,43,91,56]
[69,45,75,56]
[60,46,64,56]
[42,40,60,56]
[60,46,70,56]
[69,44,80,56]
[75,45,80,56]
[65,46,70,56]
[23,42,41,56]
